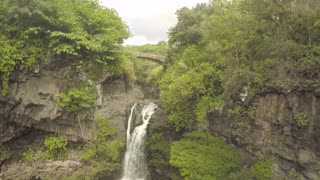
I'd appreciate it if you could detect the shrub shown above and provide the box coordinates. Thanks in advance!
[80,115,124,173]
[43,135,67,160]
[170,132,240,180]
[20,146,40,163]
[96,115,117,140]
[294,112,309,127]
[58,83,96,114]
[80,146,96,162]
[250,158,273,180]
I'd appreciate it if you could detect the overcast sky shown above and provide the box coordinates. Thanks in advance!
[100,0,209,45]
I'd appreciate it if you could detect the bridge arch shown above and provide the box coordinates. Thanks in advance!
[132,52,165,65]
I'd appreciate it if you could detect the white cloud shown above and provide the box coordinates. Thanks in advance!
[100,0,209,45]
[124,35,158,46]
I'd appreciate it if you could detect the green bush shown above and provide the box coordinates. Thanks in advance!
[80,115,124,173]
[250,158,273,180]
[20,146,40,163]
[96,114,117,139]
[294,112,309,127]
[170,132,240,180]
[43,135,67,160]
[58,83,96,114]
[80,146,96,162]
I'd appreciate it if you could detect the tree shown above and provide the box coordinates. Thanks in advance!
[0,0,129,95]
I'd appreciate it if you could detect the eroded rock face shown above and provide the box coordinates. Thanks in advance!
[0,67,95,142]
[0,64,146,144]
[207,87,320,179]
[95,76,145,141]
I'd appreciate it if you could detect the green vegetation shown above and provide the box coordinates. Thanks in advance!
[146,133,172,178]
[250,158,273,180]
[247,104,257,120]
[228,106,242,116]
[19,116,123,178]
[160,0,320,131]
[20,146,41,163]
[126,42,168,55]
[0,144,11,161]
[217,158,273,180]
[43,135,67,160]
[132,57,160,84]
[58,83,96,114]
[80,115,124,173]
[0,0,129,95]
[160,63,223,131]
[126,43,167,85]
[20,135,67,162]
[294,112,309,127]
[170,132,240,179]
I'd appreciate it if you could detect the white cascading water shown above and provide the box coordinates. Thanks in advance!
[95,84,103,106]
[122,103,158,180]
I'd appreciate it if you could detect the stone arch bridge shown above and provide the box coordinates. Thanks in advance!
[132,52,165,65]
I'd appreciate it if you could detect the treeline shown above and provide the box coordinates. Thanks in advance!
[160,0,320,132]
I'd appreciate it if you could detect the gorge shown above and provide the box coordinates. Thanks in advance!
[1,0,320,180]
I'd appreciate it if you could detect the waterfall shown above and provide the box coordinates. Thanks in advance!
[126,103,137,147]
[122,103,158,180]
[95,84,103,106]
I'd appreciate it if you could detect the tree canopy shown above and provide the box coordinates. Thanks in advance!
[0,0,129,95]
[160,0,320,131]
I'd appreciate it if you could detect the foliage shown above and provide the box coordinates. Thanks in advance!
[58,83,96,114]
[250,158,273,180]
[146,133,171,170]
[0,144,11,161]
[20,147,37,163]
[43,135,67,160]
[80,115,123,173]
[146,132,179,179]
[80,146,96,162]
[247,104,257,120]
[228,106,242,116]
[161,0,320,132]
[126,42,168,55]
[170,132,240,180]
[132,57,159,84]
[294,112,309,127]
[228,168,253,180]
[160,63,223,131]
[96,114,117,139]
[147,133,170,153]
[147,66,163,83]
[0,0,129,95]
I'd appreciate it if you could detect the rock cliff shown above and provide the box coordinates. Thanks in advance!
[0,61,94,143]
[208,86,320,179]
